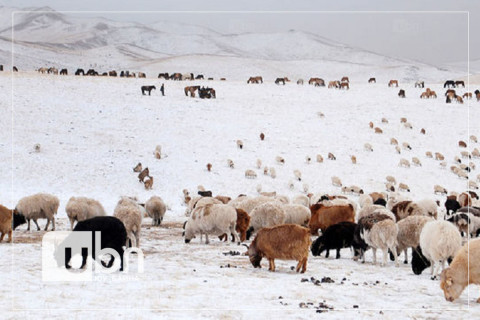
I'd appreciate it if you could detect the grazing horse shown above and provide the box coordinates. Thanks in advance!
[463,92,472,99]
[48,67,58,75]
[455,80,465,88]
[0,65,3,71]
[415,81,424,88]
[141,86,156,95]
[456,95,464,104]
[75,68,85,76]
[398,89,406,98]
[138,72,146,78]
[38,67,48,74]
[109,70,117,77]
[13,66,18,72]
[368,77,376,83]
[86,69,97,76]
[339,82,349,90]
[247,76,263,84]
[158,73,169,79]
[170,73,182,81]
[59,69,68,75]
[328,81,340,88]
[184,86,200,97]
[309,78,325,86]
[444,80,456,88]
[275,78,286,85]
[297,79,304,85]
[220,78,226,81]
[445,89,456,97]
[388,80,398,87]
[341,76,349,83]
[195,74,204,80]
[199,87,216,99]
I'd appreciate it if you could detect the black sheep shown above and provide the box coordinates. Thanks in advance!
[444,199,461,216]
[311,221,356,259]
[55,216,127,271]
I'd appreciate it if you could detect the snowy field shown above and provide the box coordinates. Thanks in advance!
[1,71,480,319]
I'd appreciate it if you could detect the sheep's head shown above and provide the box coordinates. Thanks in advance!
[248,242,262,268]
[310,236,325,256]
[440,268,463,302]
[12,209,26,230]
[183,222,195,243]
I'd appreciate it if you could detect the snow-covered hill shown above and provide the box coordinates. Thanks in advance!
[0,6,464,81]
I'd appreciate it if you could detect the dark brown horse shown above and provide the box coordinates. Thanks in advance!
[247,76,263,84]
[158,73,169,79]
[368,77,376,83]
[60,69,68,75]
[141,86,156,95]
[455,80,465,88]
[275,78,286,85]
[398,89,406,98]
[109,70,117,77]
[184,86,200,97]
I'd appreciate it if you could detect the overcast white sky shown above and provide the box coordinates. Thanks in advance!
[2,0,478,66]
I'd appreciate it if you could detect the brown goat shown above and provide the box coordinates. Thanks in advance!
[133,162,142,172]
[458,141,467,148]
[144,176,153,190]
[248,224,311,273]
[219,208,250,242]
[309,203,355,235]
[138,167,149,182]
[374,127,383,134]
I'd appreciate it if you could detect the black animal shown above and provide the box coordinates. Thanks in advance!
[411,246,431,275]
[12,211,27,230]
[59,69,68,75]
[55,216,127,271]
[75,68,85,76]
[444,198,461,215]
[398,89,406,98]
[141,85,156,96]
[415,81,424,88]
[195,74,204,80]
[198,190,213,197]
[475,90,480,95]
[0,65,4,71]
[86,69,98,76]
[160,84,165,96]
[158,73,169,79]
[199,87,215,99]
[373,198,387,207]
[13,66,18,72]
[444,80,456,88]
[311,222,356,259]
[446,95,452,103]
[275,78,286,85]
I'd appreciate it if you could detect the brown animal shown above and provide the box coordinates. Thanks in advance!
[351,155,357,164]
[457,192,471,207]
[248,224,311,273]
[390,201,426,222]
[0,205,13,242]
[328,152,336,160]
[420,128,426,134]
[260,133,265,141]
[328,81,340,88]
[440,239,480,303]
[369,121,374,128]
[184,86,200,97]
[459,140,467,148]
[341,76,349,83]
[388,80,399,87]
[214,195,232,204]
[247,76,263,84]
[435,152,445,161]
[374,127,383,134]
[339,82,349,90]
[133,162,142,172]
[308,78,325,86]
[144,176,153,190]
[398,89,406,98]
[463,92,472,99]
[206,163,212,172]
[138,167,149,182]
[138,72,146,78]
[219,208,250,242]
[368,78,376,83]
[309,203,355,235]
[456,95,464,104]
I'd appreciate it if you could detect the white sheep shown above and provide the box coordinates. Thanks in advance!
[386,175,397,185]
[398,183,410,192]
[245,169,257,179]
[274,195,290,204]
[316,154,324,163]
[385,182,396,192]
[402,142,412,150]
[293,169,302,181]
[34,143,41,153]
[425,151,433,158]
[232,196,273,214]
[419,220,462,279]
[145,196,166,226]
[399,158,410,168]
[471,135,478,143]
[292,194,310,207]
[305,155,312,164]
[412,157,422,166]
[288,180,295,190]
[227,159,234,168]
[113,197,143,248]
[358,194,373,208]
[184,204,239,244]
[185,196,222,217]
[416,199,438,219]
[331,176,342,187]
[364,143,373,152]
[395,146,401,154]
[359,214,399,266]
[236,140,244,149]
[65,196,106,230]
[282,204,311,227]
[15,193,59,231]
[269,167,277,179]
[395,215,434,264]
[302,183,309,194]
[404,122,413,129]
[248,202,286,239]
[350,185,364,195]
[357,205,396,222]
[390,138,398,145]
[275,156,285,164]
[263,166,269,175]
[256,159,262,169]
[154,145,162,159]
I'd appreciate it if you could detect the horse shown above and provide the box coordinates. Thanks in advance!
[463,92,472,99]
[455,80,465,88]
[75,68,85,76]
[86,69,98,76]
[138,72,146,78]
[415,81,424,88]
[339,82,349,90]
[141,86,156,95]
[184,86,200,97]
[220,78,226,81]
[48,67,58,75]
[275,78,286,85]
[297,79,304,85]
[368,77,376,83]
[456,95,464,104]
[0,65,3,71]
[444,80,456,88]
[309,78,325,86]
[398,89,406,98]
[328,81,340,88]
[37,67,48,74]
[388,80,398,87]
[199,87,216,99]
[445,89,456,97]
[247,76,263,84]
[108,70,117,77]
[195,74,204,80]
[341,76,349,83]
[13,66,18,72]
[170,73,182,81]
[477,92,480,101]
[158,73,169,79]
[59,69,68,75]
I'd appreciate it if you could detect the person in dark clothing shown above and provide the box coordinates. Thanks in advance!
[160,83,165,96]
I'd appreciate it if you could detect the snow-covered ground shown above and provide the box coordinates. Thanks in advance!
[1,70,479,318]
